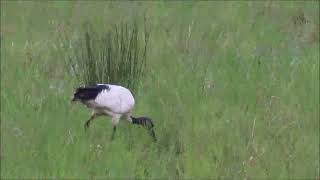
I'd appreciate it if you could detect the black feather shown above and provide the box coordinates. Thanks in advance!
[73,84,110,101]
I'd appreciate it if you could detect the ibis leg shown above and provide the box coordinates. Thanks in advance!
[110,126,116,141]
[110,115,120,140]
[84,114,97,131]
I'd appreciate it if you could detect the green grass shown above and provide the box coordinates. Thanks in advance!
[1,1,319,179]
[65,19,149,91]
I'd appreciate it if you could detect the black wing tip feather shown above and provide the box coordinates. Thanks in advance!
[73,84,110,101]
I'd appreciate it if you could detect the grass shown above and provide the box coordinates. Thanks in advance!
[1,1,319,179]
[65,19,149,91]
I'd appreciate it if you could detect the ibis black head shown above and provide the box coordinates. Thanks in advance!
[131,116,157,142]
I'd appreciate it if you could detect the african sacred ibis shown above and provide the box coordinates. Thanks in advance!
[71,84,156,141]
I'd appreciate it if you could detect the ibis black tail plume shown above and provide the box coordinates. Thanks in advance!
[72,84,110,102]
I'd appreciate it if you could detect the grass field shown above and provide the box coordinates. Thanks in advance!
[1,1,319,179]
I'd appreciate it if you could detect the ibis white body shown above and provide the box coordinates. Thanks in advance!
[88,84,135,115]
[72,83,156,141]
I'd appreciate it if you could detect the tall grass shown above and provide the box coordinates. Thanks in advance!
[66,18,149,92]
[1,1,319,179]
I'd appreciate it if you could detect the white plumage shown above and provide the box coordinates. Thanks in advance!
[72,84,156,141]
[94,84,135,114]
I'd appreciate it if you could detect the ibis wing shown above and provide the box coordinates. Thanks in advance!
[94,85,135,114]
[94,90,121,108]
